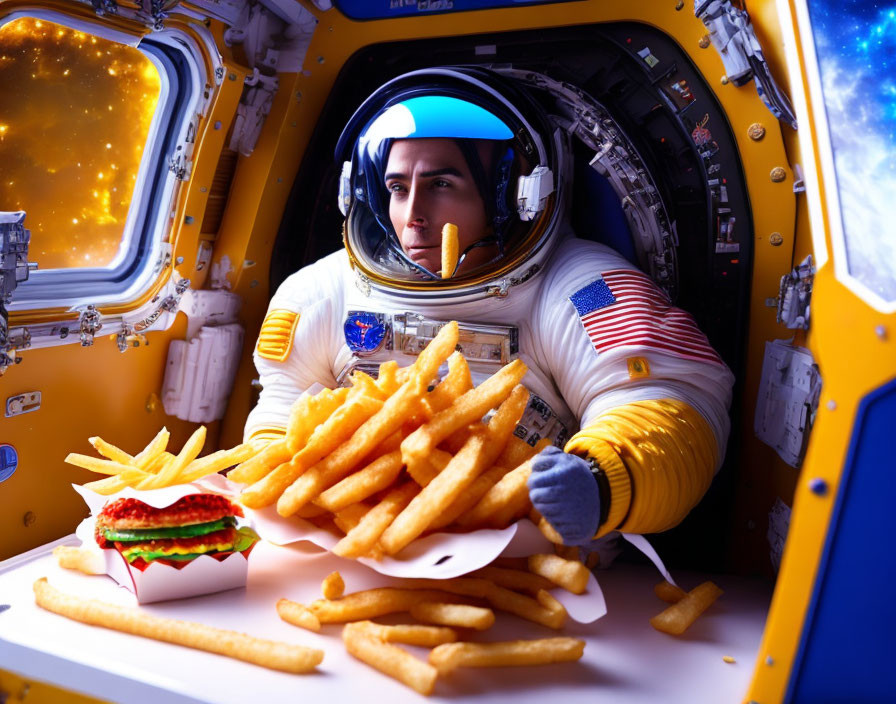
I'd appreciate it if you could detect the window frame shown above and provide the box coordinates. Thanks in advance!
[0,10,204,313]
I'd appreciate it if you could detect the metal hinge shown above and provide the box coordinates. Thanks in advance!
[79,305,103,347]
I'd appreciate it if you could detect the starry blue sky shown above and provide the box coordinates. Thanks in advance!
[809,1,896,130]
[806,0,896,301]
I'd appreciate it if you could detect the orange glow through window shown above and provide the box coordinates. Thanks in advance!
[0,17,160,269]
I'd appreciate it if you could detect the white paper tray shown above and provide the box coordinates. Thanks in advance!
[0,538,772,704]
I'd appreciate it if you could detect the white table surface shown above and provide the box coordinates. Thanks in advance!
[0,536,773,704]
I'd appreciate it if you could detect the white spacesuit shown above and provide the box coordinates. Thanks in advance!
[246,66,734,542]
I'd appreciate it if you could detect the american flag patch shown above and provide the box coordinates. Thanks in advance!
[570,269,722,365]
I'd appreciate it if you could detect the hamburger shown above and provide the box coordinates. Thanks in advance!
[94,493,258,571]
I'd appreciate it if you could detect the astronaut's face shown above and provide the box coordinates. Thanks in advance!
[384,138,494,276]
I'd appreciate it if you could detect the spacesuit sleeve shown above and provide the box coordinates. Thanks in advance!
[533,240,735,536]
[242,254,344,442]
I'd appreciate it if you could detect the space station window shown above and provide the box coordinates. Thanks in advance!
[805,1,896,309]
[0,14,199,312]
[0,17,160,270]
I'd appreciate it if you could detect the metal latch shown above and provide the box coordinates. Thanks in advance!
[1,211,36,374]
[79,305,103,347]
[6,391,41,417]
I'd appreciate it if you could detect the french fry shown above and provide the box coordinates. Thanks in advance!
[534,514,565,545]
[321,572,345,600]
[87,437,134,465]
[654,580,688,604]
[342,622,438,696]
[138,425,207,489]
[441,222,458,278]
[650,581,723,635]
[64,454,137,476]
[406,320,460,394]
[468,565,554,595]
[401,578,566,630]
[406,448,452,487]
[295,503,329,519]
[429,638,585,673]
[82,468,151,495]
[133,427,170,470]
[53,546,104,575]
[347,370,386,401]
[333,503,372,535]
[376,360,400,395]
[309,588,475,623]
[34,578,324,673]
[333,482,419,559]
[352,620,458,647]
[456,459,533,529]
[496,436,552,471]
[276,598,322,632]
[315,450,404,512]
[178,443,256,483]
[145,451,175,475]
[409,602,495,631]
[227,437,292,485]
[535,589,566,619]
[428,463,509,531]
[426,352,472,413]
[400,357,528,463]
[528,554,590,594]
[287,387,349,453]
[241,395,384,509]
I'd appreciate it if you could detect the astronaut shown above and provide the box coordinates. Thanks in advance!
[245,66,734,547]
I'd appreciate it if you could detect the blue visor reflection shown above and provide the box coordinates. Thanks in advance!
[362,96,513,158]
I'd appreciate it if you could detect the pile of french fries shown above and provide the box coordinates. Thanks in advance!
[229,321,556,558]
[65,425,255,494]
[277,553,592,695]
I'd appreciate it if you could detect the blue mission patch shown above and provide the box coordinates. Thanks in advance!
[344,312,389,355]
[569,278,616,317]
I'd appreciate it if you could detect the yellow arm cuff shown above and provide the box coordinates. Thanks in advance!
[563,434,631,538]
[246,427,287,444]
[565,398,718,536]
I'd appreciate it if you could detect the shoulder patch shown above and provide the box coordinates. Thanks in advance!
[256,309,300,362]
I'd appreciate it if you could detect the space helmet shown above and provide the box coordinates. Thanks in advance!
[335,66,566,299]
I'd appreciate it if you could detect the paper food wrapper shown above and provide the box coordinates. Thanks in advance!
[73,483,252,604]
[197,475,607,623]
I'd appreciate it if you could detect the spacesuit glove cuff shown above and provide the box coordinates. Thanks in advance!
[564,430,631,539]
[244,427,287,445]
